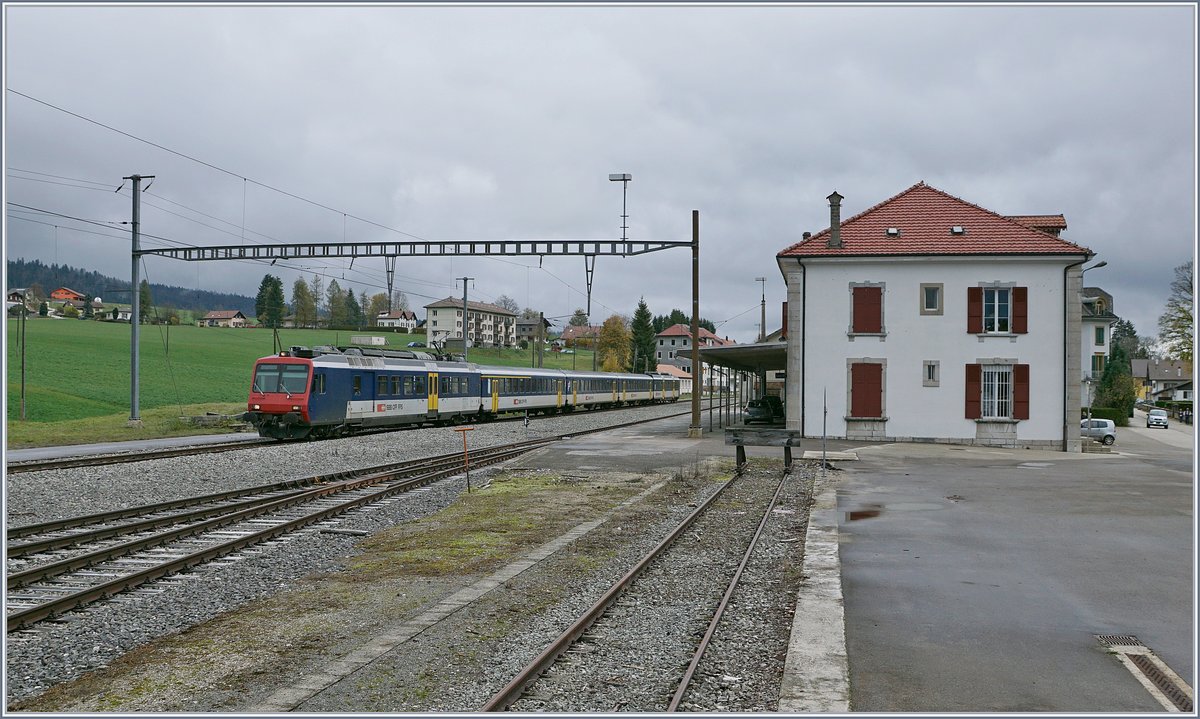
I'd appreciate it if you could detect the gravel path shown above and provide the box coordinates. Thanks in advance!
[4,403,693,707]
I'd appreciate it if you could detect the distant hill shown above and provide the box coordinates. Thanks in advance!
[7,258,255,316]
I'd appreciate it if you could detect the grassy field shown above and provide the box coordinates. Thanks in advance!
[4,318,597,448]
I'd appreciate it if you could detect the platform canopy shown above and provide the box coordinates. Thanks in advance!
[697,341,787,373]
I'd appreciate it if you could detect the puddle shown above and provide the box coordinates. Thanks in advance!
[845,504,882,521]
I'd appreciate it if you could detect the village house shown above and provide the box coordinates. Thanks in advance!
[777,181,1094,451]
[49,287,86,302]
[376,309,419,330]
[655,324,735,392]
[1131,359,1193,401]
[198,310,248,328]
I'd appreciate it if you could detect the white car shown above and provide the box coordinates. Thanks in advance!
[1147,409,1169,429]
[1080,419,1116,445]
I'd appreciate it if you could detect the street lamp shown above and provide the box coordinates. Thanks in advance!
[755,276,767,343]
[608,173,632,242]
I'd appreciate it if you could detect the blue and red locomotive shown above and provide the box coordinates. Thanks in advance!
[244,346,681,440]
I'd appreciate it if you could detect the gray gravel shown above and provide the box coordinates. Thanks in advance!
[4,403,692,706]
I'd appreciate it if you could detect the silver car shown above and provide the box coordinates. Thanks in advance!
[1080,418,1116,445]
[1147,409,1169,429]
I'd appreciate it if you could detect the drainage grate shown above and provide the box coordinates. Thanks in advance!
[1096,634,1145,647]
[1128,654,1194,712]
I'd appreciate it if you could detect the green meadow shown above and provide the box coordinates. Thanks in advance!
[4,318,596,448]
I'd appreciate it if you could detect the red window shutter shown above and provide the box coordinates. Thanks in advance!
[967,287,983,334]
[1012,287,1028,334]
[1013,364,1030,419]
[965,363,982,419]
[850,362,883,418]
[852,287,883,333]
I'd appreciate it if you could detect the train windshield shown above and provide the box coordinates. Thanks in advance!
[252,363,310,396]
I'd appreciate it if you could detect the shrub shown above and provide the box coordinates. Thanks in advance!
[1084,407,1128,426]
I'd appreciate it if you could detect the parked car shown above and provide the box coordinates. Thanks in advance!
[1147,408,1169,429]
[760,395,785,420]
[1080,418,1117,445]
[744,399,775,425]
[406,341,426,348]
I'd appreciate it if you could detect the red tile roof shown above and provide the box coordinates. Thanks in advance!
[1005,214,1067,230]
[655,323,733,345]
[778,182,1090,258]
[202,310,246,319]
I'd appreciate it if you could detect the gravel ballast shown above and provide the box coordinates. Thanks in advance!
[5,404,815,711]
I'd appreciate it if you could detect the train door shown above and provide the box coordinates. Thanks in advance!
[556,379,564,408]
[612,381,618,403]
[427,372,439,413]
[491,378,500,412]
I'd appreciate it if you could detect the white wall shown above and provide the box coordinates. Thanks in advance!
[783,256,1076,445]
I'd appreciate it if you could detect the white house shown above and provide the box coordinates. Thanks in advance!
[376,309,418,330]
[777,182,1093,451]
[655,324,735,393]
[424,297,516,348]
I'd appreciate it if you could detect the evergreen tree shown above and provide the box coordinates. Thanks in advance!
[326,279,347,327]
[110,306,119,320]
[309,274,325,323]
[1111,319,1143,359]
[629,298,656,373]
[346,288,363,330]
[39,301,48,317]
[291,278,316,328]
[138,280,152,324]
[1157,261,1193,363]
[1096,341,1137,417]
[266,276,286,328]
[569,308,590,326]
[359,291,370,328]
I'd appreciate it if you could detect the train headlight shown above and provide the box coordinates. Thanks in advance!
[253,404,261,410]
[292,405,301,411]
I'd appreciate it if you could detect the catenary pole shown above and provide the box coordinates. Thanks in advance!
[126,173,153,425]
[689,210,701,438]
[458,276,473,363]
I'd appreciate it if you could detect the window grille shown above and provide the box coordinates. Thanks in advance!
[981,364,1012,418]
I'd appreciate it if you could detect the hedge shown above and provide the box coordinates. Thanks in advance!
[1083,407,1129,426]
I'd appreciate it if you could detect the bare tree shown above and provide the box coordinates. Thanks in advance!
[1157,260,1193,362]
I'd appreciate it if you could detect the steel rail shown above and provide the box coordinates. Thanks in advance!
[4,398,694,475]
[479,471,742,712]
[5,442,549,631]
[4,439,273,475]
[667,471,790,711]
[6,441,555,591]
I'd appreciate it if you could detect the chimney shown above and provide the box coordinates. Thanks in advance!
[802,231,812,240]
[827,191,843,248]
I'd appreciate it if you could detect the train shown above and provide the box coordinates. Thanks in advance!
[244,345,682,440]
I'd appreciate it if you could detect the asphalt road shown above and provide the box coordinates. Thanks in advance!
[837,413,1194,712]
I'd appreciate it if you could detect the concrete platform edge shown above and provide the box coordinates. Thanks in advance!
[778,474,850,712]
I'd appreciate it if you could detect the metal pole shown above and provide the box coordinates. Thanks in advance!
[756,276,767,343]
[20,299,26,420]
[458,276,473,363]
[126,173,153,425]
[689,210,702,438]
[822,387,828,478]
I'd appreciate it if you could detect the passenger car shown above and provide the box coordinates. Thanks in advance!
[406,341,426,348]
[744,399,775,424]
[1147,409,1169,429]
[1080,418,1116,445]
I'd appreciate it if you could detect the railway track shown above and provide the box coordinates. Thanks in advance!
[4,404,711,633]
[5,439,553,632]
[481,464,798,712]
[4,399,713,475]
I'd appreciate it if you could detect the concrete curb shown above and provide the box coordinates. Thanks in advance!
[778,473,850,712]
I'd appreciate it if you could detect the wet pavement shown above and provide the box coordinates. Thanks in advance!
[839,423,1194,712]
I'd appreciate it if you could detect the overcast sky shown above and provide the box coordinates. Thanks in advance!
[3,3,1195,344]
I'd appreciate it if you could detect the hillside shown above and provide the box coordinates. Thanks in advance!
[7,258,255,315]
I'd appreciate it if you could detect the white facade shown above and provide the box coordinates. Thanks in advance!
[782,255,1083,450]
[426,305,516,347]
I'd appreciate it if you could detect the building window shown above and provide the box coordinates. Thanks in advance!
[965,362,1030,420]
[1095,326,1105,345]
[920,283,944,316]
[968,286,1027,334]
[850,283,884,334]
[1092,353,1106,375]
[980,365,1011,418]
[923,360,940,387]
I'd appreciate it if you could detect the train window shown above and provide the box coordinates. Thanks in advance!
[391,376,402,395]
[415,377,426,395]
[311,373,326,394]
[377,376,388,396]
[353,376,362,396]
